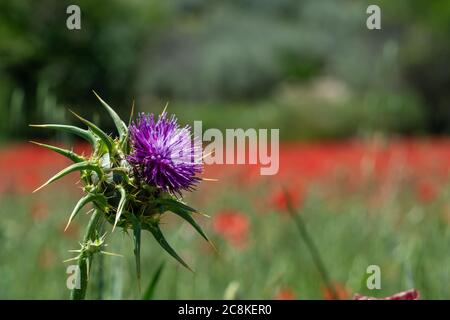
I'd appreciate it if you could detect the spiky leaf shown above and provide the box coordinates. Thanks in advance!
[93,91,127,140]
[33,161,102,193]
[30,141,84,163]
[29,124,97,146]
[145,223,192,272]
[155,198,198,214]
[158,200,210,244]
[69,110,114,153]
[113,185,127,231]
[65,193,101,231]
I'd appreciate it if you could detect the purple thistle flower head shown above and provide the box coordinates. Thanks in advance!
[127,112,203,194]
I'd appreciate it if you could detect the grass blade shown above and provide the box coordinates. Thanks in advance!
[142,261,165,300]
[284,188,339,300]
[129,214,142,293]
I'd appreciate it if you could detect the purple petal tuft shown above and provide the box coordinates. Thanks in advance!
[127,112,202,194]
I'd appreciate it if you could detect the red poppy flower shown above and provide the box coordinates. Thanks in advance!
[213,210,250,249]
[416,180,438,203]
[321,283,349,300]
[353,289,419,300]
[275,287,296,300]
[269,186,303,212]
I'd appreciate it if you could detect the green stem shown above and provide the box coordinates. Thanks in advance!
[95,237,105,300]
[70,209,102,300]
[284,189,339,300]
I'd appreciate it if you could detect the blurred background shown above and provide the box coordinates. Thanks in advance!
[0,0,449,299]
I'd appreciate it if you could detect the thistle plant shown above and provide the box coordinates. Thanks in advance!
[31,92,212,299]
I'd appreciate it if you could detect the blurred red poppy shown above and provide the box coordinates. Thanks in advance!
[213,210,249,249]
[275,287,296,300]
[353,289,419,300]
[321,283,350,300]
[269,186,303,212]
[416,180,438,203]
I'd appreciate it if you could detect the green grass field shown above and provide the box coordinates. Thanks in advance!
[1,173,448,299]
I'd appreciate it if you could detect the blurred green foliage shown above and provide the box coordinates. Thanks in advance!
[0,0,448,140]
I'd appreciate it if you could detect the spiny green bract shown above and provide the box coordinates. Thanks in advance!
[31,92,212,276]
